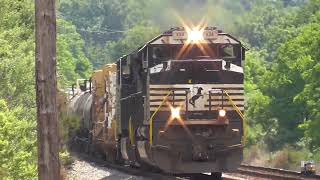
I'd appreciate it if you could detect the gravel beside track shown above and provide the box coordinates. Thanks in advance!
[66,154,149,180]
[66,153,183,180]
[66,152,244,180]
[66,152,317,180]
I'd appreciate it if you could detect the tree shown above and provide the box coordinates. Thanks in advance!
[104,25,160,61]
[0,100,37,180]
[256,22,320,150]
[236,1,298,57]
[59,0,127,68]
[0,0,35,109]
[0,0,93,179]
[35,0,60,178]
[57,19,92,86]
[286,23,320,150]
[244,49,270,146]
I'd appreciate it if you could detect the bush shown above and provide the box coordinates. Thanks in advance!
[59,113,81,146]
[0,100,37,180]
[271,146,309,170]
[244,144,270,166]
[244,144,311,171]
[57,92,81,147]
[60,150,74,167]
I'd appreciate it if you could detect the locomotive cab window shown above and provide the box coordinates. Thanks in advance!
[151,46,171,65]
[219,44,242,66]
[220,44,235,58]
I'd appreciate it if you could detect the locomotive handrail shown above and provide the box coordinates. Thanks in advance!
[224,91,244,121]
[149,91,173,147]
[225,90,246,146]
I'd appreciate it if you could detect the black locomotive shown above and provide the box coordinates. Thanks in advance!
[67,26,246,179]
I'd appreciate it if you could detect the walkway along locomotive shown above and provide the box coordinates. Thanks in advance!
[67,27,246,178]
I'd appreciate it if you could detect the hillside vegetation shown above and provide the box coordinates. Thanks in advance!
[0,0,319,178]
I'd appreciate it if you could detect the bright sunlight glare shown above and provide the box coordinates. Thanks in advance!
[188,30,204,41]
[171,107,181,119]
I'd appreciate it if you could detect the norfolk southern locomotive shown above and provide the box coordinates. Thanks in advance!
[67,27,246,178]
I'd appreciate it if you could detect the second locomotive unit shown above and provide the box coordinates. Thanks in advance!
[68,26,246,178]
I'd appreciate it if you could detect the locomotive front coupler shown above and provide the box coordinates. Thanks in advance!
[192,143,209,161]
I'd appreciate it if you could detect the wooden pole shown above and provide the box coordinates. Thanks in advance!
[35,0,60,179]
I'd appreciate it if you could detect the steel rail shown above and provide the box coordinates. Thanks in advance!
[233,164,320,180]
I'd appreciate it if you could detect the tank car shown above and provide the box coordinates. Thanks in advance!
[67,26,246,178]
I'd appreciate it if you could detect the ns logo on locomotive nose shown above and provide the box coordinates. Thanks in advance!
[189,87,204,107]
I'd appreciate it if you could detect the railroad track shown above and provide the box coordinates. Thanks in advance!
[72,152,244,180]
[230,164,320,180]
[72,152,176,180]
[71,152,319,180]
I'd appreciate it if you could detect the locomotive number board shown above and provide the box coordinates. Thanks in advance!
[172,30,218,40]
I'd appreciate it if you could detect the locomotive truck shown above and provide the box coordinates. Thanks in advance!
[67,26,246,179]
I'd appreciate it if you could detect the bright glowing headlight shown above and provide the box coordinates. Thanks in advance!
[188,30,204,41]
[219,109,226,117]
[171,107,181,119]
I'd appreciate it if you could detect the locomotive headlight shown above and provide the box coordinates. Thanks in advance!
[171,107,181,119]
[188,30,204,42]
[219,109,226,117]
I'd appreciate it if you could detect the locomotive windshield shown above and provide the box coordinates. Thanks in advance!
[151,44,240,65]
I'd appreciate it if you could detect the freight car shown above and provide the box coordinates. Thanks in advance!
[67,26,246,179]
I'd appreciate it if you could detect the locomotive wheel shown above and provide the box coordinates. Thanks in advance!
[134,145,154,171]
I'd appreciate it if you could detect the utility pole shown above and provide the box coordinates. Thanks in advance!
[35,0,60,179]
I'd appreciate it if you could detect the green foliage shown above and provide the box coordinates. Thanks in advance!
[244,144,311,171]
[0,0,35,109]
[59,0,127,68]
[0,0,93,179]
[59,150,74,167]
[0,100,37,180]
[59,0,252,67]
[59,0,126,43]
[59,113,81,146]
[0,3,37,178]
[289,24,320,150]
[236,1,300,60]
[271,146,309,170]
[105,25,160,61]
[238,0,320,153]
[257,23,320,150]
[244,50,269,146]
[57,19,93,87]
